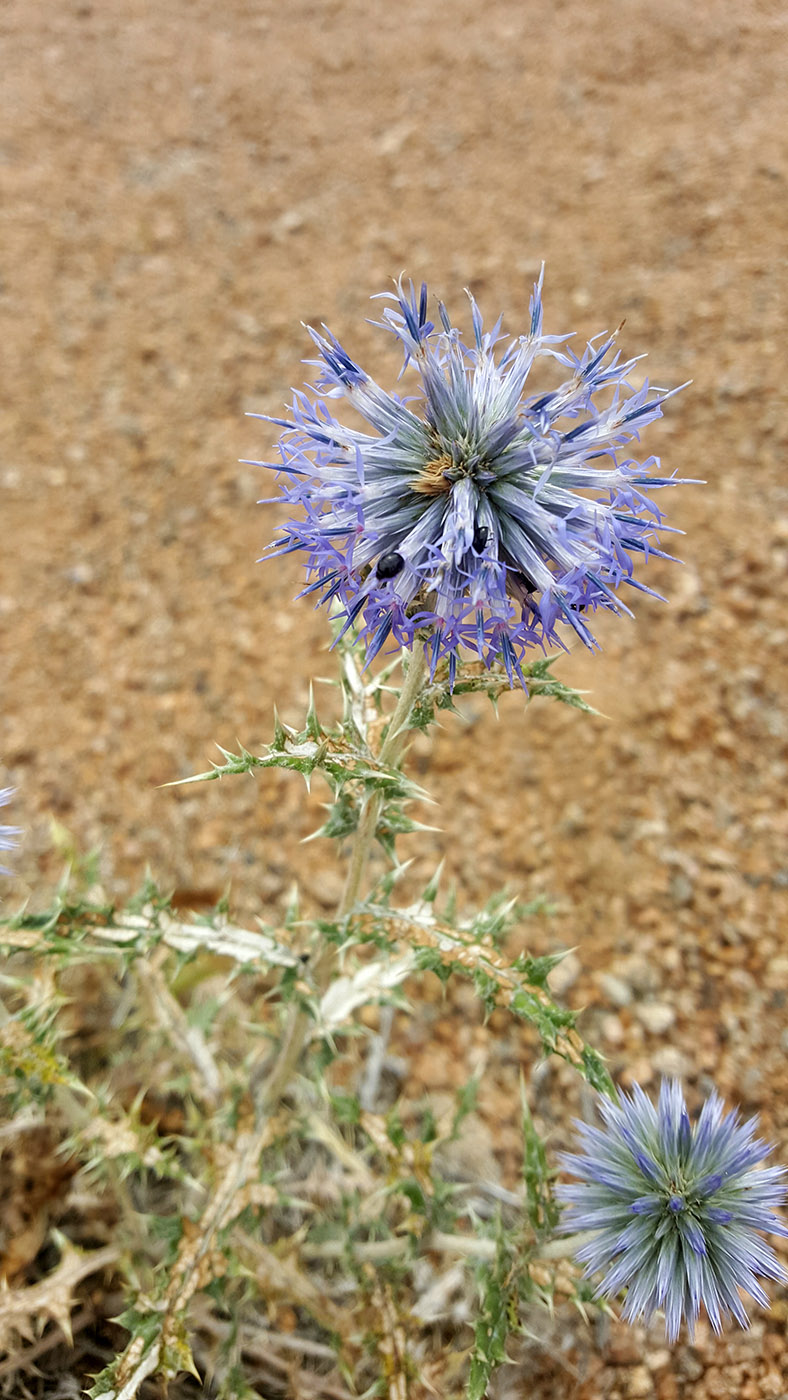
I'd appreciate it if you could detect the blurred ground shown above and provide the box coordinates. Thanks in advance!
[1,0,788,1395]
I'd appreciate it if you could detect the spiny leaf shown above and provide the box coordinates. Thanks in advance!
[304,681,322,742]
[468,1231,517,1400]
[0,1238,119,1357]
[581,1044,617,1097]
[171,727,426,804]
[520,1078,559,1235]
[513,948,572,988]
[359,900,607,1088]
[412,654,600,726]
[421,859,445,905]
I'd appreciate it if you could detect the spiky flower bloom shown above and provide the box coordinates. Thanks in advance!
[0,787,20,875]
[255,271,684,683]
[557,1080,788,1341]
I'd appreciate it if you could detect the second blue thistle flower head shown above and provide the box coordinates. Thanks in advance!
[557,1080,787,1342]
[259,271,684,683]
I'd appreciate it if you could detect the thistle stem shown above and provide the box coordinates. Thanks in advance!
[257,646,428,1113]
[335,643,428,927]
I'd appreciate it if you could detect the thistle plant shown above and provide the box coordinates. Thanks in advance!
[1,275,785,1398]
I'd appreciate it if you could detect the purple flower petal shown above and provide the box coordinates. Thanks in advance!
[256,272,687,680]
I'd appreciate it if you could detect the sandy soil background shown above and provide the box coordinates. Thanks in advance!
[1,0,788,1395]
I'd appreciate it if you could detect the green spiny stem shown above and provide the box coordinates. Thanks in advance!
[334,643,428,923]
[257,646,428,1114]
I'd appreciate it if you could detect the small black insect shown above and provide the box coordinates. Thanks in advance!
[472,524,489,553]
[376,551,405,580]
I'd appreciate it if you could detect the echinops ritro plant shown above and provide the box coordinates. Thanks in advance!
[6,270,782,1398]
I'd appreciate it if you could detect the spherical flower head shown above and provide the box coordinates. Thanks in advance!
[557,1080,788,1341]
[0,786,20,876]
[256,270,686,683]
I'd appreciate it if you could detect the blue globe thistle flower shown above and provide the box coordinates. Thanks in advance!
[557,1080,788,1341]
[255,270,685,683]
[0,786,20,876]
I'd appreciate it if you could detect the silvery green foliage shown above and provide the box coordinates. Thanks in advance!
[557,1079,788,1341]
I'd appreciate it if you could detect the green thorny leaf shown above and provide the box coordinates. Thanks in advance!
[328,608,598,728]
[176,641,595,876]
[0,1020,89,1108]
[172,679,432,857]
[520,1078,559,1236]
[409,654,600,729]
[0,883,301,985]
[306,788,436,855]
[173,728,424,801]
[468,1226,519,1400]
[0,968,91,1109]
[360,897,615,1097]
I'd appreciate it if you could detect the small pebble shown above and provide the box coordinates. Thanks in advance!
[602,1013,626,1045]
[626,1364,654,1397]
[676,1347,704,1382]
[652,1045,689,1078]
[607,1331,643,1365]
[645,1350,671,1373]
[598,972,633,1007]
[634,1002,676,1035]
